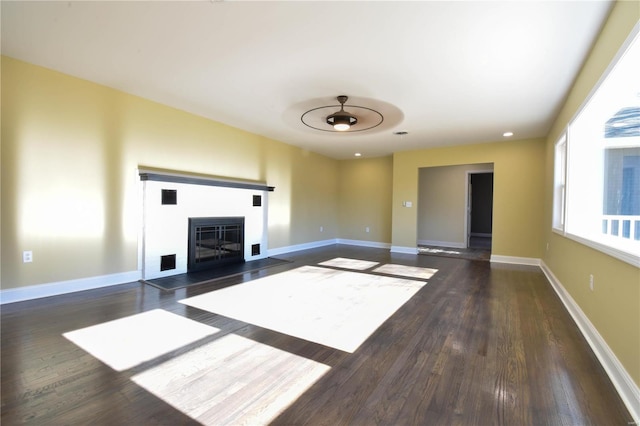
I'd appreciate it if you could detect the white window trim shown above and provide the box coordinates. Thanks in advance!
[567,21,640,136]
[552,132,567,234]
[554,22,640,268]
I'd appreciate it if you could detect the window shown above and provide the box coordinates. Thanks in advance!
[554,25,640,266]
[553,134,567,232]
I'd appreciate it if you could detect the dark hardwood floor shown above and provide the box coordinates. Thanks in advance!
[1,245,632,425]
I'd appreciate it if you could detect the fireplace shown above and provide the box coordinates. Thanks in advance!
[140,171,272,280]
[188,217,245,271]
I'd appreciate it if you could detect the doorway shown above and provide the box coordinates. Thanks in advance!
[466,172,494,249]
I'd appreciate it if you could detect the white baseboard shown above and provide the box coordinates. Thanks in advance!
[269,239,393,256]
[0,270,141,305]
[418,239,466,248]
[490,255,540,266]
[267,239,337,257]
[540,261,640,423]
[271,240,413,255]
[2,239,392,304]
[336,239,391,249]
[390,246,419,255]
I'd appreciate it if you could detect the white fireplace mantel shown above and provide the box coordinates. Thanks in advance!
[139,169,272,280]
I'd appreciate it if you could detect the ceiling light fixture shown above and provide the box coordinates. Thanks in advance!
[326,96,357,131]
[503,131,514,137]
[300,96,384,133]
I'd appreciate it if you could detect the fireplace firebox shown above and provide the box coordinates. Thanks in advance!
[188,217,245,271]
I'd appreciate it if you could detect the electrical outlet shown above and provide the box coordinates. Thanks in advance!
[589,274,594,291]
[23,251,33,263]
[546,242,549,251]
[320,226,324,232]
[365,227,370,233]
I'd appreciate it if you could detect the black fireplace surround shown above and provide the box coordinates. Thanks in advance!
[188,217,245,272]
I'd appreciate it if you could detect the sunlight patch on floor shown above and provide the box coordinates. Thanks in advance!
[179,265,427,353]
[373,264,438,280]
[318,257,379,270]
[419,247,462,255]
[63,309,219,371]
[131,333,330,425]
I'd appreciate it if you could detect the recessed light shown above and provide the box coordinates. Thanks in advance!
[503,131,514,137]
[354,153,362,157]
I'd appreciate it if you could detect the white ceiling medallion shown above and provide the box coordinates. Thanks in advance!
[301,95,384,133]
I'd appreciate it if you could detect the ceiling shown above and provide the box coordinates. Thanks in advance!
[1,1,614,159]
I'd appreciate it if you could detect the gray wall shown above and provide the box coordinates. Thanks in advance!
[418,163,493,247]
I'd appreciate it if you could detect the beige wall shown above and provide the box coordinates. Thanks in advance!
[1,56,339,289]
[338,156,393,243]
[417,163,493,246]
[542,2,640,387]
[392,138,545,258]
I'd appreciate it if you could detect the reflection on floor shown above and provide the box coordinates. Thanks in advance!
[60,256,435,424]
[372,263,437,280]
[318,257,379,270]
[131,331,330,425]
[419,236,491,261]
[63,309,218,371]
[179,264,431,353]
[66,308,331,425]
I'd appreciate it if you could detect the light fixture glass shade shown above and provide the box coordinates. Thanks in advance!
[327,110,357,131]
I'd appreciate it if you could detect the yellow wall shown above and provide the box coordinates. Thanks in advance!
[1,56,339,289]
[542,2,640,386]
[338,156,393,243]
[392,138,546,258]
[1,1,637,391]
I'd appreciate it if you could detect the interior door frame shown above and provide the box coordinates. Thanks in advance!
[465,170,494,248]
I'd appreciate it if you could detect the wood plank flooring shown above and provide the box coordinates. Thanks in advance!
[1,245,632,425]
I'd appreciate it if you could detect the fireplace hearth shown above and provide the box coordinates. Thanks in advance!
[188,217,245,272]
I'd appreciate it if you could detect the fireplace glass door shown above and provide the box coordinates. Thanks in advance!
[188,217,244,271]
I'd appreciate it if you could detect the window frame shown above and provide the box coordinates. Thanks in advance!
[553,23,640,268]
[552,133,568,234]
